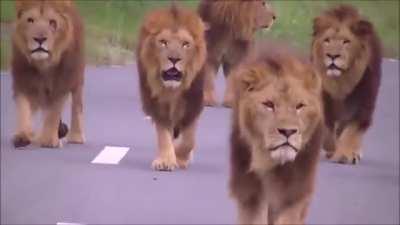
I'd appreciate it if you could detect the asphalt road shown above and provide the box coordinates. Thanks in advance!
[1,59,399,224]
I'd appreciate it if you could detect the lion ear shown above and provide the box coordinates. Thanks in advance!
[235,67,264,93]
[312,16,330,36]
[352,19,373,36]
[55,0,73,8]
[15,0,32,17]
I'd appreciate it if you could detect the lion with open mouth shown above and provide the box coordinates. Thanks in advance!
[136,5,207,171]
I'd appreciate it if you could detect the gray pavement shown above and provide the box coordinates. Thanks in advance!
[1,59,399,224]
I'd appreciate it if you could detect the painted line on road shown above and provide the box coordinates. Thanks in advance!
[91,146,130,165]
[57,222,85,225]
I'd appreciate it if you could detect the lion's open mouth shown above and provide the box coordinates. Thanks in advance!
[162,68,183,82]
[270,142,298,152]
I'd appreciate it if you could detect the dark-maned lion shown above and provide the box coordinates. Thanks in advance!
[198,0,276,107]
[136,5,207,171]
[11,0,85,148]
[311,5,382,164]
[229,43,323,224]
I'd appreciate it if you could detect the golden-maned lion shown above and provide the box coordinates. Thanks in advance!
[11,0,85,148]
[198,0,276,107]
[311,5,382,164]
[229,43,323,224]
[136,5,207,171]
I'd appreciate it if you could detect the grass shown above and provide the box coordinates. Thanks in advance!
[1,0,398,71]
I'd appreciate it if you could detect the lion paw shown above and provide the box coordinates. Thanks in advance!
[222,100,233,108]
[13,133,32,148]
[176,152,193,169]
[37,134,62,148]
[152,157,178,171]
[67,132,85,144]
[204,91,218,107]
[330,150,361,165]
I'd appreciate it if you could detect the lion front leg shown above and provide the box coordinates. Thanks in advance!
[330,122,364,164]
[175,120,198,169]
[272,198,310,225]
[36,97,66,148]
[68,85,85,144]
[152,123,178,171]
[13,95,35,148]
[203,60,220,107]
[237,201,267,225]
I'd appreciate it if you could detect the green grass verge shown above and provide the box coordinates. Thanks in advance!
[1,0,398,71]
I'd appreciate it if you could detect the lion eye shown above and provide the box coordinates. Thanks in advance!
[263,101,275,111]
[49,19,57,30]
[343,39,350,44]
[296,103,306,110]
[324,38,330,43]
[262,1,266,6]
[27,17,34,23]
[159,39,168,47]
[182,41,190,48]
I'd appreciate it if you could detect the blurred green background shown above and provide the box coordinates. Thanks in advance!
[1,0,399,71]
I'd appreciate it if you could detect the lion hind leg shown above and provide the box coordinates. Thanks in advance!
[68,86,85,144]
[35,97,67,148]
[330,122,364,164]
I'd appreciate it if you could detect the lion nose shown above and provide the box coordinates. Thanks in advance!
[277,128,298,138]
[33,37,47,45]
[326,53,340,60]
[168,57,181,65]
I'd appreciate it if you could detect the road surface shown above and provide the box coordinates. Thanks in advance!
[1,59,399,224]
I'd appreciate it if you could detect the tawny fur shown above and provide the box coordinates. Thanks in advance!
[198,0,276,107]
[311,4,382,164]
[136,5,207,171]
[229,43,323,225]
[11,0,85,148]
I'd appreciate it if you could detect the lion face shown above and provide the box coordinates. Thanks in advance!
[234,55,322,166]
[13,1,73,65]
[154,29,197,89]
[312,5,375,80]
[314,26,362,77]
[138,6,207,93]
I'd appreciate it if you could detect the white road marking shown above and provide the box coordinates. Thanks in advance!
[91,146,130,165]
[57,223,85,225]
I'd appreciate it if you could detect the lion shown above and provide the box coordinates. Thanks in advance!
[198,0,276,107]
[311,5,382,164]
[136,5,207,171]
[11,0,85,148]
[229,42,323,224]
